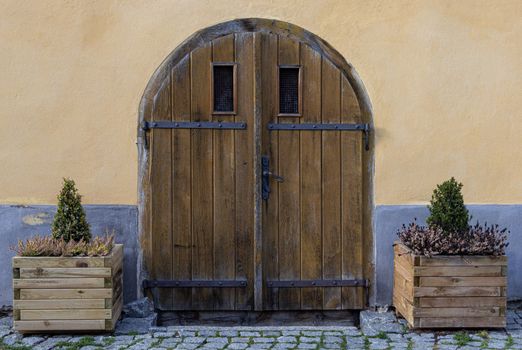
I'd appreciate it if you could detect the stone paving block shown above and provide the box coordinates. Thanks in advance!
[220,330,239,337]
[184,336,206,344]
[20,335,46,346]
[175,343,200,349]
[272,344,296,349]
[262,331,281,336]
[247,343,272,349]
[199,329,219,337]
[296,343,316,349]
[277,336,297,343]
[360,310,403,336]
[299,336,320,343]
[252,337,274,343]
[323,335,343,343]
[282,330,301,336]
[240,331,261,337]
[227,343,249,349]
[323,331,343,336]
[300,331,322,337]
[231,337,251,343]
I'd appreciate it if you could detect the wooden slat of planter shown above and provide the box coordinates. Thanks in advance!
[394,270,414,302]
[414,307,500,317]
[418,316,506,328]
[419,276,507,287]
[14,278,105,289]
[14,299,106,310]
[20,309,111,320]
[419,255,507,266]
[414,286,501,297]
[20,288,112,300]
[108,293,123,330]
[393,294,414,325]
[13,257,105,268]
[414,266,502,277]
[20,268,111,279]
[14,320,106,332]
[419,296,506,308]
[394,259,414,282]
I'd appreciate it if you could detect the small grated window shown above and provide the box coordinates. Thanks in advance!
[279,67,300,114]
[213,65,234,113]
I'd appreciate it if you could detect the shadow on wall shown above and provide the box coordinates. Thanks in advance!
[374,204,522,306]
[0,205,138,307]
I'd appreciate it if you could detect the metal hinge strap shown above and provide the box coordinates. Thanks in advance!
[267,123,370,150]
[142,279,248,289]
[142,121,247,130]
[266,279,368,288]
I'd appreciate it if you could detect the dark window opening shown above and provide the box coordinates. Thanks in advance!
[279,67,300,115]
[213,65,234,113]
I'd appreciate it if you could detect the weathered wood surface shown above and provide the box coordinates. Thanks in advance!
[393,242,507,329]
[13,244,123,333]
[145,27,367,311]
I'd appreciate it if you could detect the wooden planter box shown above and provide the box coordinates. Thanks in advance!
[393,242,507,329]
[12,244,123,333]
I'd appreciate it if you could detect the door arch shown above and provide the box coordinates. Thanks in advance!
[138,18,374,311]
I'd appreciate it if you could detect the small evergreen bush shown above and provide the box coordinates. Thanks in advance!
[51,178,91,242]
[427,177,469,234]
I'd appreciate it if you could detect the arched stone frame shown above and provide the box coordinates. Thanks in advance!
[137,18,375,304]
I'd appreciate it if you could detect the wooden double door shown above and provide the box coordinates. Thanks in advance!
[147,31,367,311]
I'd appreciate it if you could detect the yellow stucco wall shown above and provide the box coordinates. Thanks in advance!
[1,0,521,205]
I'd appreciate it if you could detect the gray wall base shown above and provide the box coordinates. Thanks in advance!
[374,204,522,306]
[0,205,138,306]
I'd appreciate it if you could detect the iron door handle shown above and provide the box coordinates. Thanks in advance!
[262,156,284,200]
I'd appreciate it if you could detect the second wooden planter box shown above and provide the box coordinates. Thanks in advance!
[393,242,507,328]
[12,244,123,333]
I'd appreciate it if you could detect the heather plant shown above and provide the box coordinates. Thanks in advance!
[13,233,114,257]
[427,177,469,234]
[397,220,508,257]
[52,178,91,242]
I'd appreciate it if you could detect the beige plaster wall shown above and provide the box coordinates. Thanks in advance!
[1,0,521,205]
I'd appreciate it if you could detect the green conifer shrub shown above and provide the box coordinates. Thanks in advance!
[426,177,469,234]
[51,178,91,242]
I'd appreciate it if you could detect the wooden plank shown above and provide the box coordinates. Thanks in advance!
[19,268,111,279]
[394,269,414,302]
[321,58,342,310]
[277,35,301,310]
[419,296,506,308]
[20,288,112,300]
[14,278,105,289]
[394,243,416,266]
[419,255,507,266]
[393,294,414,325]
[212,34,236,310]
[418,316,505,328]
[14,320,106,332]
[260,32,279,310]
[150,73,173,310]
[419,276,507,287]
[14,299,106,310]
[414,286,501,297]
[414,307,500,317]
[190,42,214,309]
[13,256,105,268]
[171,54,193,310]
[20,309,111,320]
[299,43,322,310]
[394,259,414,282]
[341,75,364,309]
[414,266,503,277]
[108,292,123,330]
[235,32,255,310]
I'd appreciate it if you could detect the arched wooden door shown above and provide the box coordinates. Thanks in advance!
[139,19,372,311]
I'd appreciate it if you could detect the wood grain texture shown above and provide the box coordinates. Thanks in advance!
[150,75,173,310]
[190,43,214,309]
[321,58,342,310]
[299,43,322,310]
[212,34,236,310]
[277,36,301,310]
[171,55,192,310]
[235,32,255,310]
[260,32,280,310]
[393,243,507,329]
[13,245,123,333]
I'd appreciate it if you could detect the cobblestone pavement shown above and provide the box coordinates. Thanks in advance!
[2,311,522,350]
